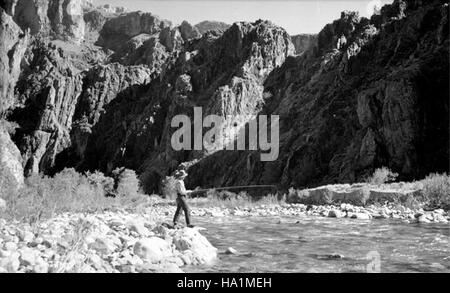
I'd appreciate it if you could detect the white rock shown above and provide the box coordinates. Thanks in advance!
[0,253,20,273]
[4,242,17,251]
[20,248,37,266]
[225,247,238,255]
[0,198,6,209]
[88,237,117,255]
[33,257,49,273]
[328,210,345,218]
[128,221,150,237]
[417,215,431,223]
[133,237,172,263]
[350,213,372,220]
[172,228,217,265]
[19,230,34,243]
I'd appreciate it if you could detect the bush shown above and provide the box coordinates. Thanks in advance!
[161,175,177,200]
[0,168,147,223]
[367,167,398,185]
[86,170,115,196]
[420,173,450,210]
[112,167,140,197]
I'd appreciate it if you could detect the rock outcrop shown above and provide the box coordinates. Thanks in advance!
[195,20,230,35]
[96,11,172,52]
[0,7,28,114]
[0,126,24,188]
[13,0,85,43]
[291,34,317,55]
[12,39,84,174]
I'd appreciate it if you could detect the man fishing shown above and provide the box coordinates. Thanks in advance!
[173,169,194,228]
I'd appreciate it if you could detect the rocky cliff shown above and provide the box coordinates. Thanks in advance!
[291,33,317,55]
[186,0,449,190]
[0,0,448,194]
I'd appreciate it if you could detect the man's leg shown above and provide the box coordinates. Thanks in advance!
[173,197,182,226]
[179,196,191,226]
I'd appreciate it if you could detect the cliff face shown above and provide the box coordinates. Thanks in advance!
[7,3,183,176]
[187,0,449,190]
[12,0,85,43]
[291,34,317,55]
[0,6,28,114]
[0,0,448,194]
[76,20,295,192]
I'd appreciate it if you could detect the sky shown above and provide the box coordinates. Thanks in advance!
[94,0,394,35]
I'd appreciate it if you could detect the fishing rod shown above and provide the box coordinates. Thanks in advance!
[189,185,277,194]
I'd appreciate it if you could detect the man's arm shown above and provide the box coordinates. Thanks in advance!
[178,181,192,195]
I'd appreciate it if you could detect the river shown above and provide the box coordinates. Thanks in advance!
[182,216,450,273]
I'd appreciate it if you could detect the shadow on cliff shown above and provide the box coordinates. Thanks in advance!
[52,81,164,176]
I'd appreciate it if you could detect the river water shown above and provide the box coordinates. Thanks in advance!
[183,216,450,273]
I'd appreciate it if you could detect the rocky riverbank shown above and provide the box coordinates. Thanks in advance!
[0,205,217,273]
[190,202,449,224]
[1,193,449,273]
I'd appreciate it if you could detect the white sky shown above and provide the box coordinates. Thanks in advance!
[94,0,393,35]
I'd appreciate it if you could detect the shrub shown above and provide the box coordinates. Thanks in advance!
[287,187,310,203]
[420,173,450,210]
[0,168,147,223]
[86,170,115,196]
[367,167,398,185]
[161,175,177,200]
[112,167,140,197]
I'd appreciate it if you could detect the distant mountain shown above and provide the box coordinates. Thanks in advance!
[195,20,230,34]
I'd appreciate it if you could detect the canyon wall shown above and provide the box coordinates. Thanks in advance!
[0,0,448,194]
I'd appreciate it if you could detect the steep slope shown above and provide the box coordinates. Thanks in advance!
[186,0,449,190]
[1,0,448,196]
[0,6,28,114]
[7,5,188,175]
[74,20,295,192]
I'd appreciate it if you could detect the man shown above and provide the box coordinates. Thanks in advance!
[173,169,194,228]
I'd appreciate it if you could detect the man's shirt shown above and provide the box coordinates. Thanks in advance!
[175,179,188,196]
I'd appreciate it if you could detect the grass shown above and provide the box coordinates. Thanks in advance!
[190,190,286,209]
[0,168,149,223]
[366,167,398,185]
[1,165,449,225]
[419,173,450,210]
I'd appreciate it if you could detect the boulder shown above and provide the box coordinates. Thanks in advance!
[128,221,150,237]
[171,228,217,265]
[328,210,345,218]
[133,237,172,263]
[350,212,372,220]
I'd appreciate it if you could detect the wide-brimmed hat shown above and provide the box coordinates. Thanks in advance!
[174,169,188,178]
